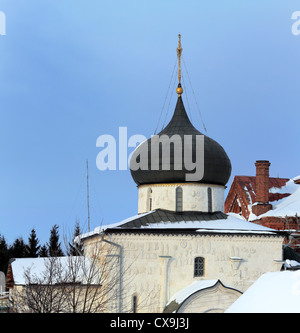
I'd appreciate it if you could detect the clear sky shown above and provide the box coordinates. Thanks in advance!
[1,0,300,247]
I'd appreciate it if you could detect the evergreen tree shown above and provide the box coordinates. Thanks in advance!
[47,224,64,257]
[39,244,48,257]
[26,228,40,257]
[67,220,83,256]
[10,237,27,258]
[0,234,9,273]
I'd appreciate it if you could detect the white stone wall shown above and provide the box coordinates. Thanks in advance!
[138,183,225,213]
[83,232,284,313]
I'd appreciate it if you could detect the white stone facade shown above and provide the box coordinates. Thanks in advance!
[83,231,284,313]
[138,183,225,214]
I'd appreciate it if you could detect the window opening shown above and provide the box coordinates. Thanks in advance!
[207,187,212,212]
[133,295,137,313]
[176,187,183,212]
[194,257,205,277]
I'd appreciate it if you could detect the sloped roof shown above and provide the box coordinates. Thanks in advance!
[259,184,300,218]
[78,209,282,241]
[106,209,228,229]
[164,279,242,313]
[283,246,300,263]
[164,280,218,312]
[10,256,95,285]
[235,176,290,204]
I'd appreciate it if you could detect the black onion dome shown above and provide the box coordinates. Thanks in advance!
[130,95,231,186]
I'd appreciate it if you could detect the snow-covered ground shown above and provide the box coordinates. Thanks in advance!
[226,270,300,313]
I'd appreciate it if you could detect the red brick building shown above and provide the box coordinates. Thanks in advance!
[225,160,300,250]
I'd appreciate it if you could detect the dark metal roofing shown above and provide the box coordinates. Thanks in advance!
[130,96,232,186]
[75,209,285,239]
[283,246,300,263]
[109,209,228,229]
[97,209,285,238]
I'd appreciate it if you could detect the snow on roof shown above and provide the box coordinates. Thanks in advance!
[137,214,277,234]
[76,211,154,241]
[225,271,300,313]
[11,256,93,285]
[269,177,299,195]
[256,181,300,219]
[235,176,291,206]
[197,214,276,234]
[78,210,279,241]
[166,280,218,307]
[248,177,300,221]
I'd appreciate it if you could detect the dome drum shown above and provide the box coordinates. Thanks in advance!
[138,183,225,214]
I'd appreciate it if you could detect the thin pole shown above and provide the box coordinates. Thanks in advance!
[86,159,90,232]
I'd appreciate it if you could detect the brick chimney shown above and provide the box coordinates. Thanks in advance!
[252,160,272,216]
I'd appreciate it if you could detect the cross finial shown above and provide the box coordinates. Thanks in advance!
[176,34,183,96]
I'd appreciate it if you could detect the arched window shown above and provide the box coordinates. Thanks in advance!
[194,257,205,277]
[176,187,183,212]
[207,187,212,213]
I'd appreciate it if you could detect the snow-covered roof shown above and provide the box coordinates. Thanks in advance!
[225,271,300,313]
[11,256,95,285]
[78,209,281,241]
[259,184,300,219]
[231,176,291,208]
[195,213,277,234]
[164,279,243,313]
[248,177,300,220]
[166,280,218,306]
[228,175,300,221]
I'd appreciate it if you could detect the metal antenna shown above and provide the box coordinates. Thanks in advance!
[86,159,90,232]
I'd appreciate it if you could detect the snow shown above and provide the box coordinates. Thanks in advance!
[226,271,300,313]
[76,211,154,242]
[11,256,92,285]
[284,259,300,269]
[166,280,218,306]
[248,177,300,221]
[269,177,299,195]
[226,212,246,220]
[259,184,300,218]
[78,211,278,241]
[12,257,49,284]
[138,214,277,234]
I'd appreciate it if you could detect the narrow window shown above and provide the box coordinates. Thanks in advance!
[148,188,152,211]
[176,187,183,212]
[207,187,212,212]
[194,257,205,277]
[133,295,137,313]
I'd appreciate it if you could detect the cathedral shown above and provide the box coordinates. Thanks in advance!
[78,36,285,313]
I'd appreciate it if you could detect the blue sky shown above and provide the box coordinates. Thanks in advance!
[1,0,300,247]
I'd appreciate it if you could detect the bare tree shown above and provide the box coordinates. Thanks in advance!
[9,239,121,313]
[9,223,161,313]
